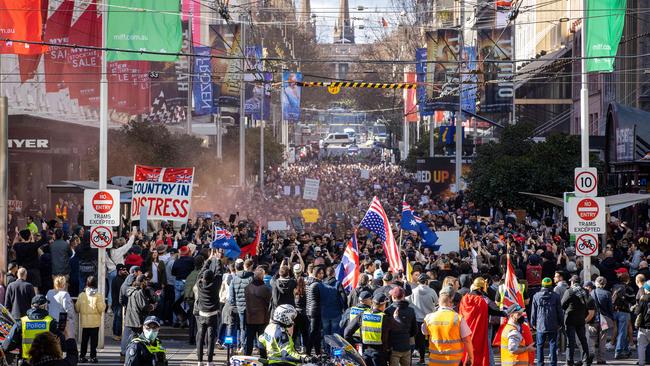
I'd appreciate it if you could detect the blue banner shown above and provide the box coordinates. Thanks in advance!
[415,48,433,116]
[193,46,215,115]
[282,71,302,121]
[439,125,465,145]
[461,46,477,114]
[245,72,272,120]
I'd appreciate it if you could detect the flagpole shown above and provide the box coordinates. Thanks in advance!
[98,0,109,350]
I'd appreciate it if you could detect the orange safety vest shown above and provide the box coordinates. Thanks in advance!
[55,204,67,220]
[424,308,464,366]
[500,323,529,366]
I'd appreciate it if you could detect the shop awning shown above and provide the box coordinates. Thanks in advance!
[519,192,650,213]
[47,181,131,203]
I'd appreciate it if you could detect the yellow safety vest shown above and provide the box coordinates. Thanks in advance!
[424,309,464,366]
[55,204,67,220]
[21,315,53,360]
[350,306,366,337]
[500,323,529,366]
[360,311,384,345]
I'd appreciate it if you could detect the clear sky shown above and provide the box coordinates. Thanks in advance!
[303,0,397,44]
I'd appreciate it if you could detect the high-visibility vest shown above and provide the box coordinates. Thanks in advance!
[350,306,366,337]
[55,204,67,220]
[21,315,54,360]
[360,311,384,345]
[500,323,529,366]
[132,336,167,364]
[424,309,464,366]
[497,283,526,309]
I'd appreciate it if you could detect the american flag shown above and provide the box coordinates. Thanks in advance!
[175,174,193,183]
[336,229,360,292]
[360,197,403,272]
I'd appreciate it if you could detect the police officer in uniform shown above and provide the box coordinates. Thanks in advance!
[2,295,65,362]
[340,291,372,345]
[258,304,313,365]
[124,316,167,366]
[344,293,391,366]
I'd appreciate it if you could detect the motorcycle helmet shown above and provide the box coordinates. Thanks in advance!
[272,304,298,327]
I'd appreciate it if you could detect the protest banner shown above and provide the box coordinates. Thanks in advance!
[131,165,195,222]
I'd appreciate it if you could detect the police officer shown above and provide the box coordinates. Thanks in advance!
[258,304,313,365]
[340,291,372,345]
[344,293,391,366]
[422,286,474,366]
[501,304,534,366]
[1,294,64,362]
[124,316,167,366]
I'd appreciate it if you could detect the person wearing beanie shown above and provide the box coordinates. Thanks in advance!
[531,277,563,366]
[459,277,505,366]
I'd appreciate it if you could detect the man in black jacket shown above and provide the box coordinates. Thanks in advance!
[635,280,650,366]
[5,267,35,319]
[306,265,324,356]
[561,275,592,366]
[385,286,416,366]
[111,264,128,341]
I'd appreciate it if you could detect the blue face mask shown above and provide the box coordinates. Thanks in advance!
[143,328,158,342]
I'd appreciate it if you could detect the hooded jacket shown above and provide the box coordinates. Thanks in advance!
[245,278,272,325]
[561,284,589,326]
[119,274,136,307]
[123,286,154,328]
[272,277,297,309]
[531,287,563,333]
[385,300,416,352]
[197,270,220,314]
[230,270,254,312]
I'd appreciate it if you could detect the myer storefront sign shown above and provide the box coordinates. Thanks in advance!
[8,139,49,149]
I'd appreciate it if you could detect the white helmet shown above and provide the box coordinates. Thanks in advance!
[272,304,298,327]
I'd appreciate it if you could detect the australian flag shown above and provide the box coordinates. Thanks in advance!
[401,202,440,250]
[211,226,241,259]
[335,229,360,292]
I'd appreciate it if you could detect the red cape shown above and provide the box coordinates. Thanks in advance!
[459,293,490,366]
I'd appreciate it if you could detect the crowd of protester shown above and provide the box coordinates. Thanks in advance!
[2,159,650,366]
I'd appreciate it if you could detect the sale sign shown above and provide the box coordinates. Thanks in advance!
[131,165,195,222]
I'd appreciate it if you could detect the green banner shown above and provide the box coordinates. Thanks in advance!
[585,0,626,72]
[106,0,182,62]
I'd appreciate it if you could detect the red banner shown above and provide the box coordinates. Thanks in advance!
[64,2,101,107]
[16,0,49,81]
[404,72,418,122]
[109,61,151,114]
[44,0,74,92]
[0,0,47,55]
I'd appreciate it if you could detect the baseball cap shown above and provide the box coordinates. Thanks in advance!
[143,316,161,327]
[584,281,595,289]
[235,258,244,264]
[373,269,384,280]
[542,277,553,287]
[615,267,628,274]
[505,304,525,316]
[418,273,429,283]
[359,291,372,301]
[439,286,455,297]
[293,264,302,274]
[129,266,141,275]
[31,295,49,306]
[373,293,388,304]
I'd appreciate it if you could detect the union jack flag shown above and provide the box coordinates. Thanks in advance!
[360,197,403,272]
[336,229,360,292]
[146,173,160,182]
[214,227,233,241]
[175,174,193,183]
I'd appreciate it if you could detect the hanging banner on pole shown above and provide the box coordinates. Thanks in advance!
[131,165,195,223]
[477,26,513,113]
[193,46,215,115]
[585,0,626,73]
[106,0,183,62]
[416,48,433,116]
[461,46,478,114]
[404,72,418,122]
[426,29,460,111]
[282,72,302,122]
[0,0,47,55]
[245,72,272,120]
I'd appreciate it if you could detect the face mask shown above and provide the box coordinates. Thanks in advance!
[143,328,158,342]
[517,316,525,325]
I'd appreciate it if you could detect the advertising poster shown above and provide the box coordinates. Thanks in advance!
[209,23,241,107]
[282,71,302,122]
[477,26,513,113]
[461,46,478,114]
[415,48,433,116]
[193,46,214,115]
[427,29,460,111]
[131,165,195,223]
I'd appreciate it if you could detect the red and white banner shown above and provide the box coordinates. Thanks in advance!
[64,2,101,107]
[109,61,151,114]
[0,0,47,55]
[44,0,75,92]
[131,165,195,223]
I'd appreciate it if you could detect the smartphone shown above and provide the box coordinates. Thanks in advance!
[58,312,67,332]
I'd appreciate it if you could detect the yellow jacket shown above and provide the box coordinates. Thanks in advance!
[75,289,106,328]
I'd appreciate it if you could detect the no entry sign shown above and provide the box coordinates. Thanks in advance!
[574,167,598,197]
[576,233,599,256]
[568,197,606,234]
[84,189,120,226]
[90,226,113,249]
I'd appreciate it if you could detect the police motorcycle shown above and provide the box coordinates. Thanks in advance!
[229,335,366,366]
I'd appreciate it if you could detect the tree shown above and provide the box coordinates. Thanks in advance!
[466,123,584,209]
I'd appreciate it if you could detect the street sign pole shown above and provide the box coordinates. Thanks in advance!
[580,0,591,283]
[0,97,7,273]
[98,0,109,349]
[455,0,464,191]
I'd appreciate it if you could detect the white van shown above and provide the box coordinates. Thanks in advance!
[320,133,354,148]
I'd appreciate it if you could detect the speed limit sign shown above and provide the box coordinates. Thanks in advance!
[574,168,597,197]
